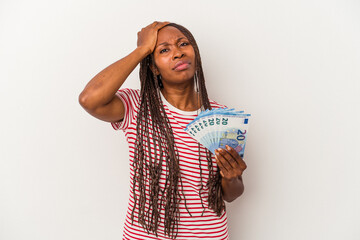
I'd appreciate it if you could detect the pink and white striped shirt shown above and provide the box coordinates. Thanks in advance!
[111,88,229,240]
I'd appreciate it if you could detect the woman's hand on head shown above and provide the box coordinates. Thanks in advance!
[137,21,170,55]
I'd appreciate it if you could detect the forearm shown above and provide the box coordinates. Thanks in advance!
[221,176,244,202]
[79,46,149,109]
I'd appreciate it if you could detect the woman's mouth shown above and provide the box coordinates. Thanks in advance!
[173,61,190,71]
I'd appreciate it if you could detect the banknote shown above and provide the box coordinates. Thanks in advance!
[184,108,251,157]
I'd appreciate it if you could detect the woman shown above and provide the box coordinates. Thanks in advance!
[79,21,247,240]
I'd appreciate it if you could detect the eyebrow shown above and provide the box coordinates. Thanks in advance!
[156,37,186,48]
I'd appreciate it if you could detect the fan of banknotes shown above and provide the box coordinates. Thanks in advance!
[184,108,251,157]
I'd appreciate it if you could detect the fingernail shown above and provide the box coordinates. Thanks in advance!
[226,145,230,150]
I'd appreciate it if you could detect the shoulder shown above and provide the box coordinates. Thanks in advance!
[116,88,140,96]
[209,98,228,109]
[115,88,141,104]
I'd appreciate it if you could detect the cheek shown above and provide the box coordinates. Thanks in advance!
[188,50,196,66]
[154,57,171,74]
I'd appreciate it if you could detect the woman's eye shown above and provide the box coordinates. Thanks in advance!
[180,42,189,46]
[160,49,168,54]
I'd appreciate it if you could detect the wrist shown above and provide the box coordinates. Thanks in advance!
[222,174,243,183]
[136,46,152,56]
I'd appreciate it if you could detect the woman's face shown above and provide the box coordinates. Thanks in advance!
[153,26,196,87]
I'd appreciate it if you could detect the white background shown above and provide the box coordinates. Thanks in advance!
[1,0,359,239]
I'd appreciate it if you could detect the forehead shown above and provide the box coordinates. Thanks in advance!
[156,26,187,44]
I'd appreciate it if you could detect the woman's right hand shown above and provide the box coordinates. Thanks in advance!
[79,21,170,123]
[137,21,170,55]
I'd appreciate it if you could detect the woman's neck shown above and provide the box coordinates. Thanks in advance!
[160,87,200,111]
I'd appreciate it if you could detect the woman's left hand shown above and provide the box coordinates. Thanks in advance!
[214,145,247,181]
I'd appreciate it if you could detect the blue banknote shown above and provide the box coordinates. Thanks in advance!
[184,108,251,158]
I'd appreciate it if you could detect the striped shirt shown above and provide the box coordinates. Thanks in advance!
[111,88,229,240]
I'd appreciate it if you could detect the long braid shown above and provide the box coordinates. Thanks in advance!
[196,58,225,215]
[130,23,225,239]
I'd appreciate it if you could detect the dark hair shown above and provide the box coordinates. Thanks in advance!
[131,23,225,238]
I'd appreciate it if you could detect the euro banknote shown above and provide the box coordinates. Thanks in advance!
[184,108,251,157]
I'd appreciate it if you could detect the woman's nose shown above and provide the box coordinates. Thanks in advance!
[173,48,184,60]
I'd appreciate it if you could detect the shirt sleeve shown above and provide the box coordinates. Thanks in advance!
[110,88,140,131]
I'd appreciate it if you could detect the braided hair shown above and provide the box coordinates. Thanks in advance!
[131,23,225,238]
